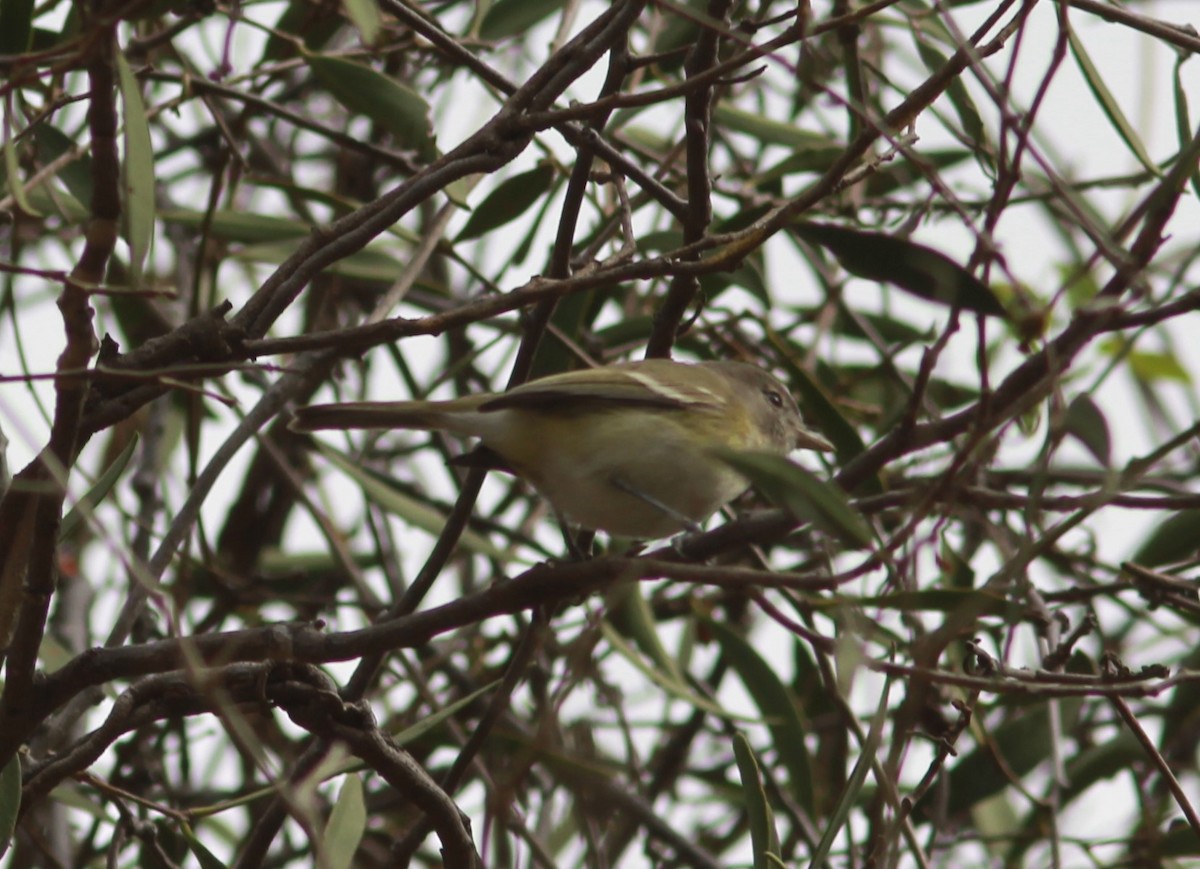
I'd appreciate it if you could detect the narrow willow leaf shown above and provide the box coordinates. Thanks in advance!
[341,0,380,44]
[811,675,890,866]
[61,434,139,541]
[160,209,312,242]
[478,0,563,40]
[3,101,43,218]
[393,680,501,746]
[458,164,556,241]
[321,774,366,869]
[1130,509,1200,567]
[115,50,156,289]
[915,41,985,147]
[178,825,227,869]
[795,222,1005,317]
[601,623,761,723]
[307,54,437,160]
[1174,56,1200,201]
[715,103,841,150]
[706,618,814,816]
[1064,394,1110,466]
[608,583,685,686]
[1067,29,1161,177]
[715,449,874,549]
[732,733,782,869]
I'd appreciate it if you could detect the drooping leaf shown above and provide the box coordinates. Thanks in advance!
[115,50,156,289]
[1130,509,1200,568]
[795,222,1006,317]
[1068,29,1161,178]
[458,164,557,241]
[706,617,814,816]
[478,0,563,41]
[2,119,40,218]
[60,433,139,541]
[811,675,890,866]
[341,0,380,44]
[715,449,874,549]
[732,733,782,869]
[321,774,366,869]
[1064,393,1111,466]
[715,103,841,150]
[307,54,438,160]
[178,825,228,869]
[915,41,986,149]
[607,582,685,687]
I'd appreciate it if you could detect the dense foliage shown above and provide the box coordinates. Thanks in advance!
[1,0,1199,866]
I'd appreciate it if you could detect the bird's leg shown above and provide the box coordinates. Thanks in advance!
[556,511,595,561]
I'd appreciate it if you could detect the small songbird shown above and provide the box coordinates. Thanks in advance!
[292,359,834,539]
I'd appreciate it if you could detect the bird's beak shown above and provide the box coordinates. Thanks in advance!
[794,426,835,453]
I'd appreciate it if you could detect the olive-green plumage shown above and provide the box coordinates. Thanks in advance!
[292,359,832,538]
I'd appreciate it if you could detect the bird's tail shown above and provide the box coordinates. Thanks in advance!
[290,396,486,434]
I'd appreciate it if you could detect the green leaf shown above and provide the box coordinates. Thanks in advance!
[321,774,365,869]
[235,241,412,285]
[392,680,501,746]
[756,145,846,187]
[115,50,156,289]
[1068,29,1161,178]
[478,0,564,40]
[60,434,139,541]
[1162,823,1200,858]
[607,583,686,684]
[705,618,814,816]
[0,754,19,858]
[811,674,890,866]
[795,222,1006,317]
[307,54,437,161]
[1130,510,1200,568]
[732,733,782,869]
[341,0,380,44]
[1129,349,1191,384]
[458,164,556,241]
[601,622,762,723]
[714,103,840,150]
[178,824,228,869]
[823,588,1014,617]
[1063,394,1110,466]
[714,449,874,549]
[31,124,94,208]
[915,42,985,147]
[0,0,34,53]
[1175,56,1200,201]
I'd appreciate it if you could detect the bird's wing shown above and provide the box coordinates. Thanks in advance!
[479,361,725,413]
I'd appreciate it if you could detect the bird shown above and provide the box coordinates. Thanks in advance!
[292,358,834,539]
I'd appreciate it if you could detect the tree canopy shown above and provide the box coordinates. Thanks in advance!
[1,0,1200,866]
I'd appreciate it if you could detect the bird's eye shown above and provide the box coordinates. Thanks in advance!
[764,389,784,408]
